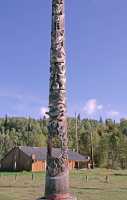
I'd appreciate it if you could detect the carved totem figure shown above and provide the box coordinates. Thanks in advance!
[45,0,69,198]
[38,0,76,199]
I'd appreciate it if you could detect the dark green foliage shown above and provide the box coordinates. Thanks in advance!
[0,116,47,159]
[0,116,127,169]
[67,117,127,169]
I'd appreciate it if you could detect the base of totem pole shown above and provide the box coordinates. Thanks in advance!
[37,194,77,200]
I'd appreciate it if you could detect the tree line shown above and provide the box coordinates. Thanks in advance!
[0,115,127,169]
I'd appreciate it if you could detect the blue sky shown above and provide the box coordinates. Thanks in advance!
[0,0,127,121]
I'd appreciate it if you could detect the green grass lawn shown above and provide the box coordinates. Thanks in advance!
[0,169,127,200]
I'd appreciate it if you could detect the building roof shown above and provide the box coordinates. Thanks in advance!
[19,146,89,162]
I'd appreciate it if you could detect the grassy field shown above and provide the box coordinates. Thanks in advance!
[0,169,127,200]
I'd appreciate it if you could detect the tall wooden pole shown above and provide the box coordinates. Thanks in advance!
[75,113,79,169]
[38,1,76,199]
[75,113,79,153]
[90,130,94,168]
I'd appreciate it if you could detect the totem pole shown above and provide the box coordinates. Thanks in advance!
[38,0,76,200]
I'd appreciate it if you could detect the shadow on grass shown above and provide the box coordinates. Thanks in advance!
[0,185,39,188]
[71,186,127,192]
[114,173,127,176]
[71,187,104,191]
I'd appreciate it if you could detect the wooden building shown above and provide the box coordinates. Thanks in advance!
[0,146,90,172]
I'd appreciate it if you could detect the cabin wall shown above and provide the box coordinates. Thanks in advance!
[1,147,19,171]
[18,150,32,171]
[1,147,32,171]
[32,160,46,172]
[75,161,88,169]
[32,160,76,172]
[68,160,75,170]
